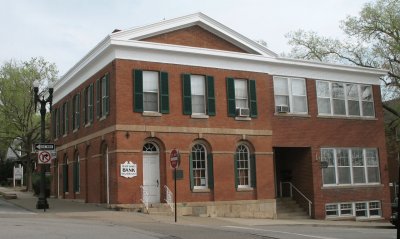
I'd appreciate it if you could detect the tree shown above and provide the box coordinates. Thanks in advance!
[0,57,58,191]
[286,0,400,101]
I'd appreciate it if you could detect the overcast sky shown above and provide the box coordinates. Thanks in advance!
[0,0,371,76]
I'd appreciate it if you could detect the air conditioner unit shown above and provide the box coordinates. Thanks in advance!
[236,108,250,117]
[276,105,289,113]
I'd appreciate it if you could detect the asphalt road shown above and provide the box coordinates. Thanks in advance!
[0,197,396,239]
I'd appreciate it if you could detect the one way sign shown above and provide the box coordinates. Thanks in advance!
[35,143,55,151]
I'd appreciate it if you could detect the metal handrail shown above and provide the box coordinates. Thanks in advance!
[140,185,149,212]
[164,185,174,212]
[280,181,312,216]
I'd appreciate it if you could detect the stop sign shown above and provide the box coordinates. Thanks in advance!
[170,148,180,169]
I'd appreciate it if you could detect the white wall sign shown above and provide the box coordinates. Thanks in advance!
[120,161,137,178]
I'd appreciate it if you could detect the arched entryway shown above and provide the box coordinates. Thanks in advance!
[142,142,160,204]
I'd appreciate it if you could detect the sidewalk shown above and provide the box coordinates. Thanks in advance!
[0,186,393,229]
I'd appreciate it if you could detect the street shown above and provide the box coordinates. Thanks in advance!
[0,197,397,239]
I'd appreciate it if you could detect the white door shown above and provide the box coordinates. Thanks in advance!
[143,152,160,204]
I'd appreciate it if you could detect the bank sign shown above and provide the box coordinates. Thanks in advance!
[120,161,137,178]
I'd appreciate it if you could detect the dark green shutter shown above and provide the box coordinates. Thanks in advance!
[207,153,214,189]
[63,164,68,193]
[206,76,216,116]
[77,94,80,128]
[133,70,143,112]
[52,110,56,138]
[160,72,169,114]
[226,78,236,117]
[249,80,258,118]
[234,153,238,189]
[182,74,192,115]
[89,83,94,122]
[73,162,77,192]
[105,74,110,115]
[82,89,86,125]
[96,79,101,118]
[189,153,194,191]
[250,154,256,188]
[66,101,69,133]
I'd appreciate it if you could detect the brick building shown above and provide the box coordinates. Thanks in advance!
[51,13,390,220]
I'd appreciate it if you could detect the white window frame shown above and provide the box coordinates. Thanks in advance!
[191,75,206,115]
[316,81,375,118]
[322,148,380,186]
[234,79,248,110]
[273,76,308,114]
[236,144,251,188]
[191,144,208,190]
[325,201,381,219]
[143,71,159,113]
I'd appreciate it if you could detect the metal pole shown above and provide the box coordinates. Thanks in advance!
[174,167,177,223]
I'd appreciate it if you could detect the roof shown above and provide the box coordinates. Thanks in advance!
[53,12,388,103]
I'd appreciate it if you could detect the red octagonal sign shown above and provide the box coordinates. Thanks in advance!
[170,148,180,169]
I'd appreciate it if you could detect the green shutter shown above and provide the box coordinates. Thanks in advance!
[133,70,143,112]
[96,79,100,118]
[66,101,69,133]
[182,74,192,115]
[105,74,110,115]
[226,77,236,117]
[250,154,256,188]
[82,89,86,125]
[160,72,169,114]
[52,110,56,138]
[77,94,80,128]
[207,153,214,189]
[89,83,94,122]
[249,80,258,118]
[189,153,194,191]
[73,162,77,192]
[63,164,68,193]
[206,76,216,116]
[234,153,238,189]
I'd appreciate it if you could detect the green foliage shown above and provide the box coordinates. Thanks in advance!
[32,172,51,196]
[286,0,400,98]
[0,160,14,186]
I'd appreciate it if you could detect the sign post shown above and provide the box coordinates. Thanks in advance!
[170,148,180,223]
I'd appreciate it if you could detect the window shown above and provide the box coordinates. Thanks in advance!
[73,153,80,193]
[189,144,214,190]
[62,101,69,135]
[72,94,80,130]
[273,76,307,114]
[322,148,380,186]
[182,74,215,116]
[56,107,61,138]
[52,108,58,138]
[96,73,110,118]
[235,144,257,189]
[226,78,257,118]
[317,81,375,117]
[63,156,69,193]
[133,70,169,114]
[325,201,381,218]
[84,84,94,125]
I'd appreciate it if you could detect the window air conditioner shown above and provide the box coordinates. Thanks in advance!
[276,105,289,113]
[236,108,250,117]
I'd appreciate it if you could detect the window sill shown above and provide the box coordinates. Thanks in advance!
[192,188,211,193]
[84,123,91,128]
[191,114,209,119]
[317,115,377,121]
[99,115,107,121]
[143,112,162,117]
[73,129,78,133]
[63,134,68,138]
[235,116,251,121]
[322,184,382,189]
[236,187,254,192]
[274,113,310,117]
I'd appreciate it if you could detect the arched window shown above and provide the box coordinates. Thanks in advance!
[143,142,158,153]
[73,152,80,193]
[190,144,208,189]
[235,144,256,188]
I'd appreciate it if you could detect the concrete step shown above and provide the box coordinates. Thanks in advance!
[276,198,310,219]
[146,203,174,215]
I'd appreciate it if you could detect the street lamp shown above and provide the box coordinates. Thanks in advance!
[34,86,53,210]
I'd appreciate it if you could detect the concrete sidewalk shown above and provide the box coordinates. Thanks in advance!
[0,186,393,229]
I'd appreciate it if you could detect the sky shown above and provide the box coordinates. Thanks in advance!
[0,0,372,76]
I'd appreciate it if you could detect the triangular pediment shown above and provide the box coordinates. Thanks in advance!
[111,12,277,57]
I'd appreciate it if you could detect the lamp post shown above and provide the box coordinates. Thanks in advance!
[34,86,53,210]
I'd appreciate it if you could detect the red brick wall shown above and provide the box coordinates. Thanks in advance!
[141,25,249,53]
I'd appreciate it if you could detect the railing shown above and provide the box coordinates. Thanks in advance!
[280,181,312,217]
[140,185,149,212]
[164,185,174,212]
